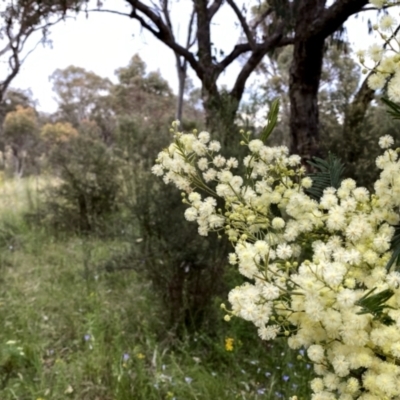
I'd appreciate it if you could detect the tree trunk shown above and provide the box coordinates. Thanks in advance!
[176,61,187,122]
[12,147,23,177]
[202,87,240,146]
[342,75,375,163]
[289,35,325,161]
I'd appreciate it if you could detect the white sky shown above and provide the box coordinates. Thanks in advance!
[3,1,386,113]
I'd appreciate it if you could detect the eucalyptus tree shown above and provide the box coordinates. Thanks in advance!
[0,0,88,119]
[94,0,292,139]
[93,0,375,159]
[2,105,38,175]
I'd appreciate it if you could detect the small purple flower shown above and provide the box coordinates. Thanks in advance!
[123,353,130,362]
[283,375,290,382]
[84,334,91,341]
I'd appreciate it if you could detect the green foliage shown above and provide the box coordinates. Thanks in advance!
[113,117,230,333]
[305,153,346,200]
[50,65,112,126]
[260,98,280,143]
[381,97,400,119]
[131,171,230,333]
[2,105,40,176]
[356,288,395,325]
[39,135,120,233]
[0,179,313,399]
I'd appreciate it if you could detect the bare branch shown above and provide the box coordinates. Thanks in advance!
[0,2,77,102]
[230,24,287,103]
[125,0,202,78]
[225,0,256,49]
[217,34,293,73]
[252,7,273,31]
[208,0,224,20]
[88,8,131,17]
[187,8,196,49]
[217,43,252,71]
[161,0,173,33]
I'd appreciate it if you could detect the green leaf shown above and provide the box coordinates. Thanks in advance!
[386,224,400,272]
[305,153,345,200]
[356,288,395,325]
[260,99,280,143]
[381,97,400,120]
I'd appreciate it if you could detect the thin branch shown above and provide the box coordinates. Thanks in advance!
[230,24,287,103]
[217,35,293,73]
[20,38,42,64]
[187,8,196,49]
[252,7,273,31]
[226,0,256,49]
[217,42,252,71]
[87,8,131,17]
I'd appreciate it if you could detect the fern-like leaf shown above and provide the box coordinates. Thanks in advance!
[305,153,345,200]
[381,97,400,120]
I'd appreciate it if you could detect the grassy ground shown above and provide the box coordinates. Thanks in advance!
[0,177,314,400]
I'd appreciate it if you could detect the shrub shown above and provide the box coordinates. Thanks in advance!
[38,135,121,233]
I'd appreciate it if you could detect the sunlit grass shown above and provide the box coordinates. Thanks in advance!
[0,176,314,399]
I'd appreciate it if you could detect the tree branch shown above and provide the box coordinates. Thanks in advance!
[309,0,369,40]
[125,0,202,78]
[225,0,256,49]
[193,0,213,68]
[252,7,273,31]
[217,34,293,73]
[217,43,251,71]
[208,0,224,20]
[230,24,287,103]
[88,8,132,17]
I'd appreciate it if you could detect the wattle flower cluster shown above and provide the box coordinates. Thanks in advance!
[359,0,400,101]
[153,124,400,399]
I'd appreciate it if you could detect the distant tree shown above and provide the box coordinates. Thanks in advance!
[50,66,112,125]
[40,121,78,149]
[112,54,175,128]
[2,88,35,114]
[2,105,38,176]
[0,0,88,122]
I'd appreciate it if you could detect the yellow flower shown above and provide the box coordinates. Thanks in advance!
[136,353,145,359]
[225,337,234,351]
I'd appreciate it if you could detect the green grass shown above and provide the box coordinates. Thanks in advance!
[0,177,314,400]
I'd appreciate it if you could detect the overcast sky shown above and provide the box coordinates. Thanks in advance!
[3,1,383,113]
